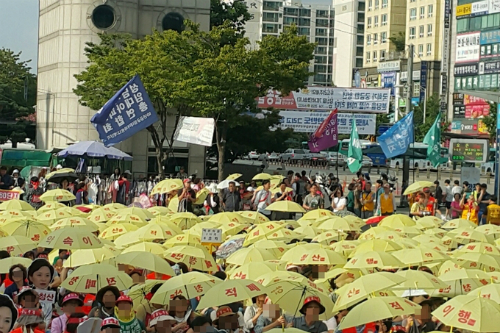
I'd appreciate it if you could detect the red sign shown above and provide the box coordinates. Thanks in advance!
[0,190,20,202]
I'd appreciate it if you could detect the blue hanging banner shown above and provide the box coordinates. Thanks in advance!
[91,75,159,146]
[377,112,414,158]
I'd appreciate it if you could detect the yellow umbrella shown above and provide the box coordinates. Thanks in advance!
[438,260,465,276]
[0,257,33,273]
[226,173,242,180]
[228,262,283,280]
[0,210,35,220]
[40,189,76,202]
[120,207,155,220]
[476,224,500,239]
[164,245,217,272]
[424,228,447,238]
[123,242,165,255]
[316,217,360,232]
[163,232,202,248]
[40,227,103,249]
[413,234,443,245]
[113,231,140,248]
[312,231,347,245]
[103,203,126,211]
[393,270,447,290]
[451,228,493,244]
[403,181,434,195]
[147,206,172,216]
[294,225,322,239]
[209,212,246,225]
[350,239,402,257]
[50,217,100,232]
[342,215,364,228]
[151,271,221,305]
[488,271,500,283]
[62,247,118,267]
[250,239,289,258]
[45,168,75,181]
[38,202,67,212]
[100,223,139,240]
[54,207,87,217]
[415,216,443,229]
[135,222,182,241]
[330,240,359,257]
[265,228,305,242]
[432,295,500,332]
[88,208,117,223]
[0,199,35,211]
[358,226,391,240]
[2,219,50,242]
[345,251,403,269]
[0,235,37,256]
[442,219,477,229]
[468,283,500,303]
[282,246,346,266]
[116,251,175,276]
[169,212,201,230]
[238,211,269,224]
[333,272,406,312]
[458,242,500,255]
[151,179,183,195]
[252,173,272,180]
[376,230,407,241]
[220,223,249,239]
[226,247,277,266]
[194,188,210,205]
[106,213,148,227]
[454,252,500,271]
[256,270,310,286]
[266,201,306,213]
[338,297,421,329]
[392,247,449,266]
[379,214,416,228]
[243,222,285,246]
[36,209,72,224]
[197,279,267,309]
[437,269,490,296]
[302,209,334,221]
[60,263,133,293]
[392,226,422,237]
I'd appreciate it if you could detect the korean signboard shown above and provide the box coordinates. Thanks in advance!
[456,32,481,63]
[257,87,390,113]
[90,75,159,146]
[480,29,500,45]
[449,139,489,162]
[452,93,489,119]
[278,111,376,134]
[491,0,500,13]
[456,3,472,17]
[420,62,428,102]
[444,0,451,28]
[454,63,479,76]
[377,61,401,72]
[0,190,20,202]
[381,72,396,96]
[450,119,489,136]
[442,26,450,73]
[471,0,489,16]
[480,43,500,58]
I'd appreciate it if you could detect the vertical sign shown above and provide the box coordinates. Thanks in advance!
[444,0,451,28]
[440,74,448,96]
[496,104,500,200]
[420,62,428,102]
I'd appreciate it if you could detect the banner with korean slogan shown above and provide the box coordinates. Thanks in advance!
[173,117,215,147]
[308,109,338,152]
[91,75,159,146]
[378,112,414,158]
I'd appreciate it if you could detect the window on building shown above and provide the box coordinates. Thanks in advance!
[263,1,281,11]
[426,43,432,55]
[92,5,116,30]
[316,37,328,45]
[381,31,387,42]
[420,6,425,19]
[314,65,328,73]
[373,51,378,61]
[316,10,329,17]
[470,16,481,30]
[284,8,299,16]
[316,19,329,27]
[382,14,387,25]
[409,26,416,39]
[284,17,298,25]
[358,2,366,11]
[375,0,379,8]
[428,4,433,17]
[299,18,311,26]
[367,17,372,28]
[418,44,423,56]
[367,34,372,44]
[373,33,378,43]
[382,0,388,8]
[299,27,310,35]
[315,28,327,36]
[368,0,372,10]
[419,25,424,37]
[316,46,327,54]
[374,15,379,26]
[356,58,364,67]
[357,35,364,45]
[315,56,328,64]
[263,12,279,22]
[366,51,371,62]
[358,12,365,22]
[300,8,311,17]
[356,46,364,56]
[263,23,279,33]
[457,18,469,32]
[410,8,416,20]
[427,24,433,35]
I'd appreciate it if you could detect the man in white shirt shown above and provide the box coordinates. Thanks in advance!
[451,180,462,196]
[253,180,272,218]
[444,179,453,218]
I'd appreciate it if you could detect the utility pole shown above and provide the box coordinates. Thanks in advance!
[406,44,414,115]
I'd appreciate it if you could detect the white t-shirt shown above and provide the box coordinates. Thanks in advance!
[323,317,338,331]
[333,197,347,212]
[445,185,453,202]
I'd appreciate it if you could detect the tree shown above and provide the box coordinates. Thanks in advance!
[210,0,252,44]
[388,32,406,52]
[412,94,449,141]
[0,49,37,146]
[481,102,497,140]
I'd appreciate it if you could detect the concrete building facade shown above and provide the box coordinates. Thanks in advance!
[36,0,210,176]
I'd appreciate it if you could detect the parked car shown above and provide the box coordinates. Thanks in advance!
[322,151,345,166]
[248,151,259,160]
[281,149,310,162]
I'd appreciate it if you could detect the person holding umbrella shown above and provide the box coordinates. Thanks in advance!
[285,297,328,333]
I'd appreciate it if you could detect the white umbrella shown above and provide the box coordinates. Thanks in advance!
[217,179,240,190]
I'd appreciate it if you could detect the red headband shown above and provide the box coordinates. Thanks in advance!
[68,317,87,325]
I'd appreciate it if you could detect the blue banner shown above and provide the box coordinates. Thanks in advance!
[381,72,396,96]
[377,112,414,158]
[420,61,428,102]
[91,75,159,146]
[480,29,500,45]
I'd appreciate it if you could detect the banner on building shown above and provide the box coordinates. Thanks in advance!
[381,72,396,96]
[0,190,20,202]
[308,110,338,152]
[471,0,489,16]
[279,111,376,134]
[450,119,489,135]
[257,87,390,113]
[91,75,159,147]
[456,32,481,63]
[173,117,215,147]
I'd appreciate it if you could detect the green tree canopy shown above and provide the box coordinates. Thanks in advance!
[412,95,449,142]
[481,102,497,140]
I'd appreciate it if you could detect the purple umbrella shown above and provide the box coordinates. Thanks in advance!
[58,141,132,161]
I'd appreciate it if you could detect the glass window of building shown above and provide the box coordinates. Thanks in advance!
[299,27,310,35]
[457,18,469,32]
[382,14,387,25]
[419,25,424,37]
[263,1,281,10]
[410,8,416,20]
[374,15,379,26]
[367,34,372,44]
[284,8,299,16]
[368,17,372,27]
[426,43,432,55]
[382,0,388,8]
[427,24,433,35]
[380,50,386,59]
[356,46,363,56]
[375,0,379,9]
[300,8,311,16]
[374,33,378,43]
[373,51,378,61]
[420,6,425,19]
[316,10,328,17]
[368,0,373,10]
[356,58,363,67]
[316,37,328,45]
[359,2,366,11]
[418,44,423,56]
[316,19,329,27]
[381,31,387,42]
[366,51,371,62]
[263,12,279,22]
[409,26,416,39]
[470,16,481,30]
[427,4,433,17]
[263,23,279,33]
[299,18,311,26]
[357,35,364,45]
[284,17,298,25]
[316,28,327,36]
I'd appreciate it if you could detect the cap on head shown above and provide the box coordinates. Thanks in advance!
[101,317,120,329]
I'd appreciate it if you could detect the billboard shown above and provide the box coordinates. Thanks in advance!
[450,119,489,135]
[257,87,390,113]
[456,32,481,63]
[456,3,472,17]
[278,111,376,134]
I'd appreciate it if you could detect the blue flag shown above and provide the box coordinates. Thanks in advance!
[91,75,159,147]
[377,112,414,159]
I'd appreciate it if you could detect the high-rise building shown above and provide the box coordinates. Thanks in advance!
[332,0,366,87]
[36,0,210,175]
[405,0,442,61]
[244,0,336,86]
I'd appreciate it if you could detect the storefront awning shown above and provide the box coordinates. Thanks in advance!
[459,90,500,103]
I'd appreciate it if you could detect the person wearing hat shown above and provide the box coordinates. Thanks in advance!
[51,293,84,333]
[114,295,145,333]
[101,317,121,333]
[11,169,25,190]
[11,308,45,333]
[376,184,396,216]
[65,313,87,333]
[89,286,121,319]
[149,309,176,333]
[285,297,327,333]
[213,306,240,333]
[204,184,220,215]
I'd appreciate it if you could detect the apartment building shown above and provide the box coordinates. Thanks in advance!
[363,0,407,67]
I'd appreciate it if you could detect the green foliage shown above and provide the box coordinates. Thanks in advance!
[0,48,37,145]
[482,102,498,139]
[388,32,406,52]
[412,95,449,141]
[210,0,252,45]
[74,20,315,179]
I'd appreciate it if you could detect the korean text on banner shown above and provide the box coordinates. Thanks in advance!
[173,117,215,147]
[258,87,390,113]
[90,75,159,147]
[308,109,338,153]
[378,112,414,158]
[278,111,376,134]
[0,190,20,202]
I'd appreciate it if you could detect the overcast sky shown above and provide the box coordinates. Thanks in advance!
[0,0,39,73]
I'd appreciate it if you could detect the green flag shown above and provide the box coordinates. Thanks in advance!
[347,118,363,173]
[423,113,441,167]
